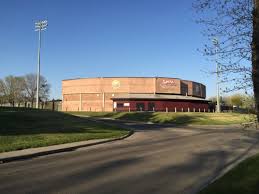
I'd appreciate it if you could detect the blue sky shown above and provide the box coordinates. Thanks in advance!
[0,0,218,99]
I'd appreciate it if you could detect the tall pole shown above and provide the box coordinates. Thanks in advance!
[36,28,41,109]
[213,38,221,113]
[216,54,220,113]
[35,20,47,109]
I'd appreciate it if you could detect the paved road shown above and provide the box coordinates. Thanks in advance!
[0,119,259,194]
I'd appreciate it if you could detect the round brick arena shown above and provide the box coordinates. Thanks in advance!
[62,77,209,112]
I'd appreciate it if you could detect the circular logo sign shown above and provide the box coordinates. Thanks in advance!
[112,80,120,89]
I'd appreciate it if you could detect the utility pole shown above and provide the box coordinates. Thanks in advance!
[35,20,47,109]
[212,37,221,113]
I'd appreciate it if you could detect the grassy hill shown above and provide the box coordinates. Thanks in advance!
[70,111,255,125]
[0,108,128,153]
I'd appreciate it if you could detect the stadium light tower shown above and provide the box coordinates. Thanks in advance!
[212,37,221,113]
[35,20,47,109]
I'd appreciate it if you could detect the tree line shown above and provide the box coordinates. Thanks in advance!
[0,74,50,107]
[209,93,255,110]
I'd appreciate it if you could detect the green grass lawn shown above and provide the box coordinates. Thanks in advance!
[0,108,129,153]
[69,111,255,125]
[199,153,259,194]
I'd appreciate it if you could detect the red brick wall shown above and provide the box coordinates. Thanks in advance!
[114,100,209,112]
[62,77,207,111]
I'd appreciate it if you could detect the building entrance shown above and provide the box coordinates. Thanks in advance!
[136,103,145,111]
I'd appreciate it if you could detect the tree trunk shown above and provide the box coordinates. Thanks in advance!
[252,0,259,121]
[52,99,55,111]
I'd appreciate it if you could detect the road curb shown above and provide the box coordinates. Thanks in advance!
[0,130,134,164]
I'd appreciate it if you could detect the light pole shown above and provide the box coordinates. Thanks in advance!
[212,37,221,113]
[35,20,47,109]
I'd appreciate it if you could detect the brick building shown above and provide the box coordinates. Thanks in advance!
[62,77,209,112]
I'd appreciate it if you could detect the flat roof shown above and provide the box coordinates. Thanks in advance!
[111,94,209,101]
[62,77,205,85]
[63,76,180,81]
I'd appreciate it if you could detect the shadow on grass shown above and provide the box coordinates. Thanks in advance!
[68,111,250,127]
[112,112,208,125]
[0,108,126,136]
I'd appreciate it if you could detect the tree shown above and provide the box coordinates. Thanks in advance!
[222,96,232,106]
[242,94,255,110]
[23,74,36,107]
[230,94,243,107]
[208,95,231,105]
[208,96,217,103]
[23,74,50,107]
[0,76,25,107]
[0,80,7,105]
[194,0,259,120]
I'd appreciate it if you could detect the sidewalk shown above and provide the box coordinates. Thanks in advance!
[0,131,133,163]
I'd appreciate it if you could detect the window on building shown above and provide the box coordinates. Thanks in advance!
[117,103,124,108]
[136,103,145,111]
[181,83,188,96]
[148,102,155,111]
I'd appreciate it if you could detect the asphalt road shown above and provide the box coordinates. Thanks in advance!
[1,119,259,194]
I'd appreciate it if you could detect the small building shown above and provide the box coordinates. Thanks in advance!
[62,77,209,112]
